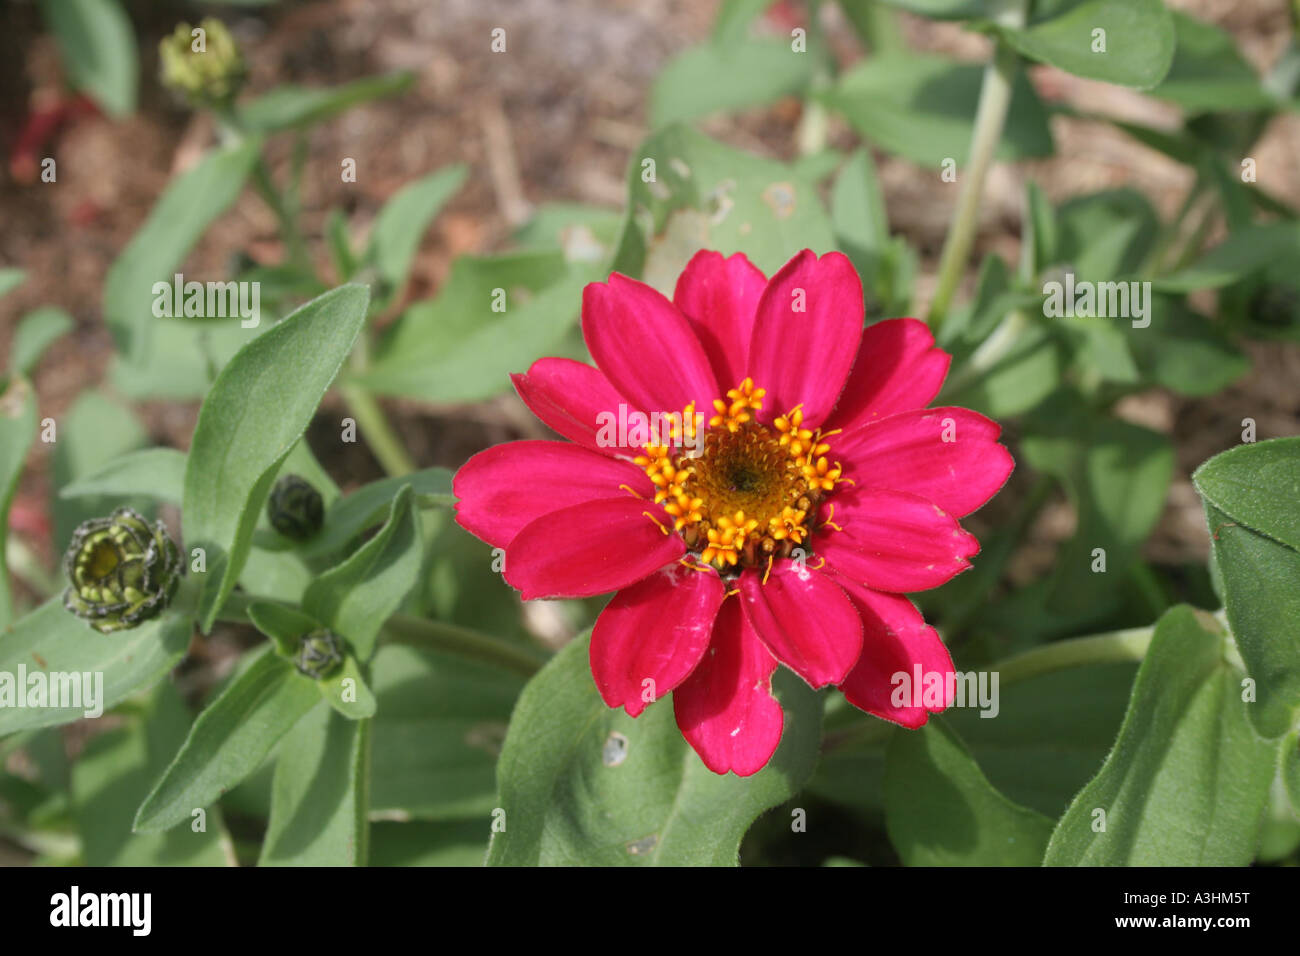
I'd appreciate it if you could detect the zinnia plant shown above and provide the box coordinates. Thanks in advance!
[4,0,1299,879]
[455,249,1013,775]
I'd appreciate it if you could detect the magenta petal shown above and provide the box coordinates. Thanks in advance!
[833,575,955,728]
[825,318,950,432]
[818,488,979,593]
[673,598,783,777]
[511,358,643,457]
[738,562,863,688]
[590,564,724,717]
[582,274,719,416]
[835,407,1015,517]
[673,250,767,392]
[453,440,652,549]
[747,250,863,428]
[504,497,685,599]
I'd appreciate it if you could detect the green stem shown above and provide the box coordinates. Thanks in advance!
[251,157,309,269]
[994,626,1155,684]
[927,0,1030,331]
[340,383,416,477]
[213,594,547,678]
[380,613,548,677]
[1140,174,1206,277]
[342,330,416,478]
[1164,191,1219,274]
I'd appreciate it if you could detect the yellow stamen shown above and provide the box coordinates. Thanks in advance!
[635,380,845,571]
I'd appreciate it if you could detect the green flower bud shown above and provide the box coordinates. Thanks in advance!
[159,18,247,107]
[294,629,344,680]
[63,508,182,634]
[266,474,325,540]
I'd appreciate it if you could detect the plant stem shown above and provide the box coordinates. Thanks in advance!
[380,613,549,677]
[341,332,416,476]
[341,383,416,477]
[994,626,1155,684]
[214,592,548,678]
[927,0,1030,331]
[250,156,309,269]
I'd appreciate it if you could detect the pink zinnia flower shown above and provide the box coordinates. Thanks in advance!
[454,249,1014,776]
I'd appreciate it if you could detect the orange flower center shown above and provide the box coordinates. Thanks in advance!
[634,379,844,571]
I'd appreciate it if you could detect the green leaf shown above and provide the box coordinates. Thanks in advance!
[370,643,525,821]
[650,39,816,128]
[134,648,321,832]
[1127,297,1249,397]
[183,284,370,633]
[1044,606,1275,865]
[1194,437,1300,553]
[0,268,25,300]
[357,261,598,403]
[301,485,421,661]
[822,54,1053,168]
[1055,188,1158,281]
[1201,503,1300,739]
[50,390,149,549]
[259,703,370,865]
[0,600,192,736]
[320,656,377,720]
[10,307,73,377]
[364,165,468,300]
[950,659,1139,818]
[38,0,137,116]
[325,209,358,282]
[831,149,889,261]
[612,125,837,281]
[103,141,260,363]
[712,0,776,44]
[72,681,230,865]
[109,318,260,401]
[1151,12,1275,111]
[1155,223,1300,292]
[512,203,623,258]
[0,378,37,628]
[247,600,320,657]
[884,718,1054,865]
[370,819,490,866]
[1022,412,1173,620]
[875,0,987,17]
[487,633,823,866]
[300,467,453,560]
[942,322,1064,418]
[58,447,187,504]
[1282,731,1300,819]
[1195,440,1300,737]
[237,73,415,133]
[996,0,1174,89]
